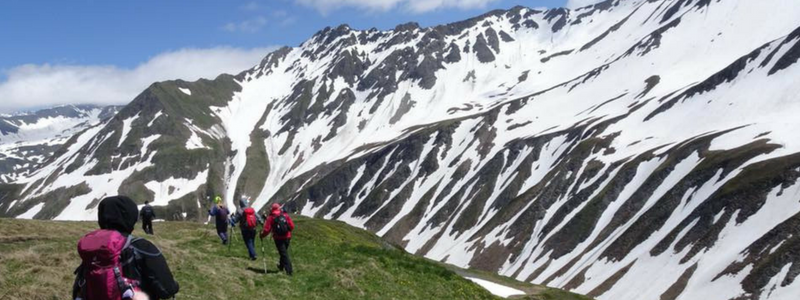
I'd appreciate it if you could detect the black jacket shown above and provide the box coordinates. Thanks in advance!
[73,196,179,299]
[140,204,156,221]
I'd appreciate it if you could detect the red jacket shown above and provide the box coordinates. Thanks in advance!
[260,209,294,240]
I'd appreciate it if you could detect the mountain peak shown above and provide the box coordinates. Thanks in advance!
[4,1,800,299]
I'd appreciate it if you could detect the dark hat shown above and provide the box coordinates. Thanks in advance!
[97,195,139,234]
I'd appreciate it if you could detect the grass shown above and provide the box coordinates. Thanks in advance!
[0,216,591,300]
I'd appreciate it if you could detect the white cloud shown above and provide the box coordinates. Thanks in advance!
[240,1,261,11]
[223,16,268,33]
[295,0,401,15]
[294,0,499,14]
[565,0,605,9]
[0,47,276,114]
[406,0,501,13]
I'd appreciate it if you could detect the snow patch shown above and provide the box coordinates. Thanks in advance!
[17,203,44,219]
[464,277,526,298]
[145,168,209,207]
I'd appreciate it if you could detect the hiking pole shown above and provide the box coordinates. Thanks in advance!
[228,220,236,254]
[260,237,267,274]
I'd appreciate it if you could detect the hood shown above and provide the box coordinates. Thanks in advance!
[98,195,139,234]
[270,203,284,215]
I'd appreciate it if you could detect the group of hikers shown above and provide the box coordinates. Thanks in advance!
[72,195,295,300]
[208,195,295,275]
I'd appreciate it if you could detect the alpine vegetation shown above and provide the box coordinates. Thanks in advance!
[2,0,800,299]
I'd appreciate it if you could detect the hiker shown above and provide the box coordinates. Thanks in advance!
[230,196,262,260]
[73,196,179,300]
[208,196,230,244]
[260,203,295,276]
[140,201,155,235]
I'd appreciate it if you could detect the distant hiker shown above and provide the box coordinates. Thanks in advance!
[230,196,263,260]
[208,197,230,245]
[73,196,179,300]
[140,201,155,235]
[260,203,295,276]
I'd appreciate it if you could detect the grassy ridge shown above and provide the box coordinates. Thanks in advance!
[0,216,591,300]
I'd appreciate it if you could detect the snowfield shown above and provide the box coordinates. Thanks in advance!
[5,1,800,299]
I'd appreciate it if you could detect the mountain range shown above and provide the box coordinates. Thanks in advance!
[2,0,800,299]
[0,105,119,184]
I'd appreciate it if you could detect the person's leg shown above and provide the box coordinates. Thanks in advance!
[275,239,292,275]
[248,238,257,259]
[284,239,293,275]
[244,230,257,259]
[148,220,154,234]
[216,224,228,244]
[142,221,147,234]
[274,239,283,271]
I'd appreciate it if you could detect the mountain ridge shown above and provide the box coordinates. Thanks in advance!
[2,0,800,299]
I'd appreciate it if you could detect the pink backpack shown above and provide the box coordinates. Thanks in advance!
[75,229,141,300]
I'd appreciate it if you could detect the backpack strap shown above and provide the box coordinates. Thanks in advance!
[126,236,164,257]
[73,264,86,299]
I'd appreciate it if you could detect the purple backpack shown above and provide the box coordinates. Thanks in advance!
[75,229,141,300]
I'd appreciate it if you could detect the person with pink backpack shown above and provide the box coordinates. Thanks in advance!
[72,196,179,300]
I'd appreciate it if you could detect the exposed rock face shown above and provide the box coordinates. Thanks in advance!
[4,1,800,299]
[0,105,120,183]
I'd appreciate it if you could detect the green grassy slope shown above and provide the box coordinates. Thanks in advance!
[0,216,592,300]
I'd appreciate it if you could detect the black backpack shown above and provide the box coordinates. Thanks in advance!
[273,214,289,235]
[141,206,155,220]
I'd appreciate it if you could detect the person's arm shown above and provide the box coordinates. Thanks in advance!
[287,214,295,232]
[133,240,180,299]
[257,213,265,225]
[72,265,83,299]
[208,205,217,217]
[260,215,273,239]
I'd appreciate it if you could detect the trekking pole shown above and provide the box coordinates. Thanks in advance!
[228,221,236,254]
[260,237,267,274]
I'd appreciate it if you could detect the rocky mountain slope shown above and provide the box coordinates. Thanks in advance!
[0,105,119,184]
[2,0,800,299]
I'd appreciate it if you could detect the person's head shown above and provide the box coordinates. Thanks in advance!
[98,196,139,234]
[145,201,149,205]
[239,196,249,208]
[214,196,222,204]
[271,203,281,212]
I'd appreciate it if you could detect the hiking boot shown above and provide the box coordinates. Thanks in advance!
[250,257,257,261]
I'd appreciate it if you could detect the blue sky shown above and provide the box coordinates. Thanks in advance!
[0,0,594,113]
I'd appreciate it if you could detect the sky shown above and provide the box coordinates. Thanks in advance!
[0,0,601,113]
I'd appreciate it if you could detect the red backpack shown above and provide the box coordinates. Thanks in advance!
[75,229,141,300]
[244,207,257,229]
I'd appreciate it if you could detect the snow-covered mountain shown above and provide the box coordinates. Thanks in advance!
[2,0,800,299]
[0,105,119,183]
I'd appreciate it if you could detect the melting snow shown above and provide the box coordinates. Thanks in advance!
[185,130,206,150]
[464,277,526,298]
[118,113,140,147]
[145,169,209,206]
[17,203,44,219]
